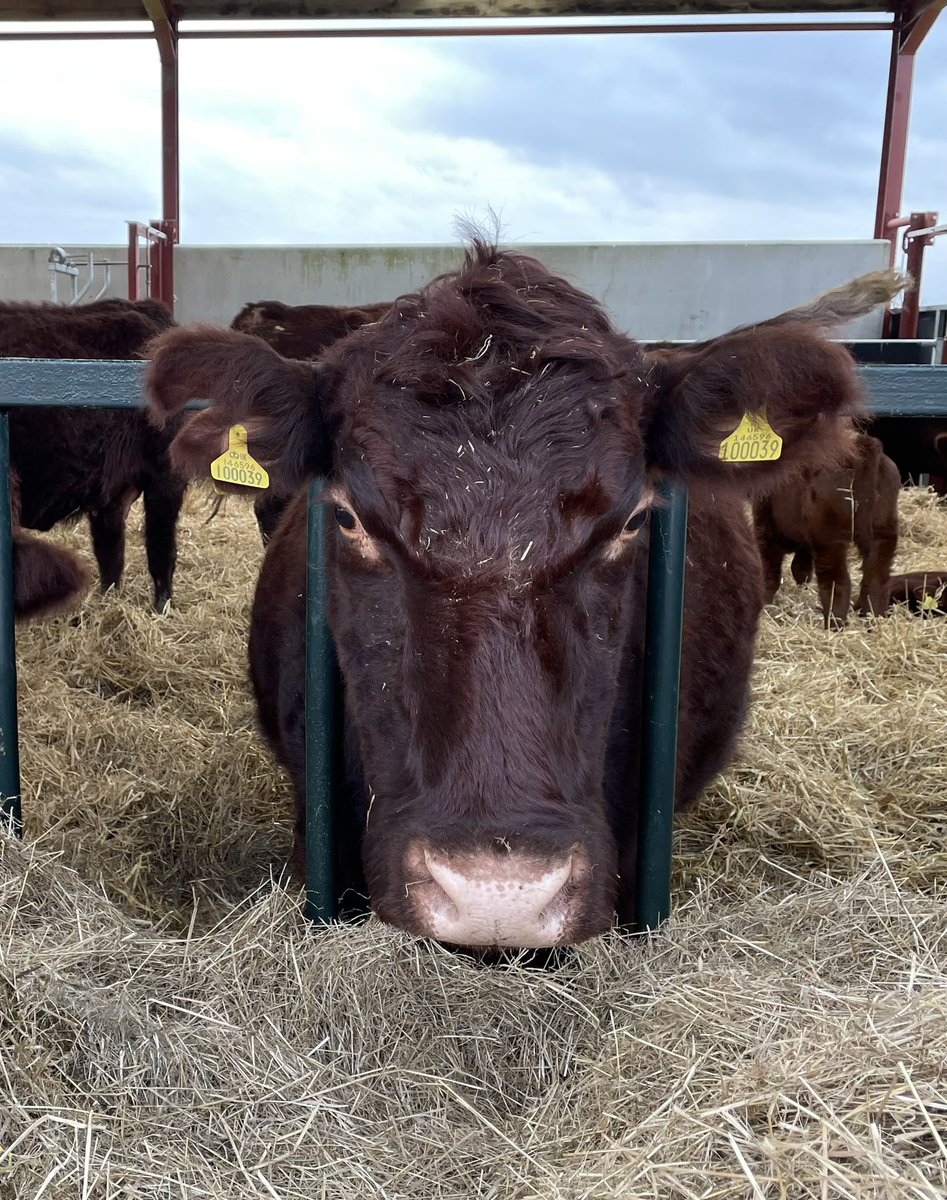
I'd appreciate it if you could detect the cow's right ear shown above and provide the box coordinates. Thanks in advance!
[145,326,335,496]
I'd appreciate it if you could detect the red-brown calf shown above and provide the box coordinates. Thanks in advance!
[9,470,89,620]
[753,433,900,627]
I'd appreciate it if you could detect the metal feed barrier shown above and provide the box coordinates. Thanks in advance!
[0,358,945,933]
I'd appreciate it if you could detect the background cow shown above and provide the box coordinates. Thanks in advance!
[870,416,947,495]
[0,298,187,610]
[148,246,902,949]
[752,432,900,627]
[230,298,393,543]
[230,299,393,360]
[886,570,947,614]
[9,470,89,620]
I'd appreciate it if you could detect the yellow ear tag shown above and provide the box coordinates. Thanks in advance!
[210,424,269,490]
[719,411,783,464]
[921,594,939,612]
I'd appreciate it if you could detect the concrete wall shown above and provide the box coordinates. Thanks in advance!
[0,240,892,339]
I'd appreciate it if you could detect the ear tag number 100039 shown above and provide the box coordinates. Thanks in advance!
[210,424,270,490]
[719,411,783,464]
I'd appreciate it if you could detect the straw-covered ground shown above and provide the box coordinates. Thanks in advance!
[2,486,945,1200]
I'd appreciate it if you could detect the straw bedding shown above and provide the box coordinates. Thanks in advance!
[2,486,945,1199]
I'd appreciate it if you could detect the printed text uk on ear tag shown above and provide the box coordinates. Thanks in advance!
[210,424,269,490]
[719,411,783,464]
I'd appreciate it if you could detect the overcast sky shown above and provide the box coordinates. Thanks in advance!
[0,17,945,302]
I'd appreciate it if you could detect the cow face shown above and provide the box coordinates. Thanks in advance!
[324,328,652,947]
[147,245,890,948]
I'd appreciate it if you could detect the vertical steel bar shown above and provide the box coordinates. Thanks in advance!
[0,413,22,837]
[305,478,337,923]
[635,480,689,932]
[157,223,175,312]
[900,212,938,340]
[127,223,140,301]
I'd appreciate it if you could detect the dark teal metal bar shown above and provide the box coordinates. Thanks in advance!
[0,358,943,416]
[635,481,689,932]
[304,478,337,923]
[0,414,22,837]
[0,360,202,409]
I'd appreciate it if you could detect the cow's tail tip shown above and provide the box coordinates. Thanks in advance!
[787,268,913,329]
[848,268,913,310]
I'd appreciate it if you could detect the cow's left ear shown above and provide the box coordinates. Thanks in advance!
[642,326,864,489]
[146,326,338,497]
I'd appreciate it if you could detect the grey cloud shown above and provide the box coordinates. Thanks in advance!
[413,31,894,212]
[0,134,158,243]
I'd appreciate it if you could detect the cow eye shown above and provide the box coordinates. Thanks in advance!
[329,498,381,564]
[335,505,358,533]
[622,508,649,538]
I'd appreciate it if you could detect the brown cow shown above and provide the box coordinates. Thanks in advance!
[752,432,900,627]
[885,571,947,614]
[869,417,947,496]
[0,298,187,610]
[147,245,901,949]
[230,299,393,359]
[9,471,89,620]
[230,298,393,543]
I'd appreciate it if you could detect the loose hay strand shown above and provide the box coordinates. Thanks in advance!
[1,487,946,1198]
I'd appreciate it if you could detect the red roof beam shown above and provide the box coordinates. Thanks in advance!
[898,0,946,54]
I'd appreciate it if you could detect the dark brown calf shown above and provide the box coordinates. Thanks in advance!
[869,417,947,496]
[885,571,947,614]
[9,470,89,620]
[0,298,187,610]
[230,299,393,360]
[753,433,900,627]
[148,247,901,949]
[230,298,393,544]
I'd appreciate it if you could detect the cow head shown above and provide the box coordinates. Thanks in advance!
[147,245,897,947]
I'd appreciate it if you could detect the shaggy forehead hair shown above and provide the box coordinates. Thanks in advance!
[358,240,640,401]
[326,242,648,570]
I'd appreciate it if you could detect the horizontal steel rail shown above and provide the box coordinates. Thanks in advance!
[2,357,945,415]
[0,22,896,43]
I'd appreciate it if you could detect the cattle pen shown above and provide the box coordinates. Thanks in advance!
[2,3,947,1199]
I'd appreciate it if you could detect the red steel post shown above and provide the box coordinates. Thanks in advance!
[142,2,179,313]
[900,211,938,339]
[874,30,915,260]
[874,3,945,257]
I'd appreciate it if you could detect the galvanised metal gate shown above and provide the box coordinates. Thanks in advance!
[0,357,944,931]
